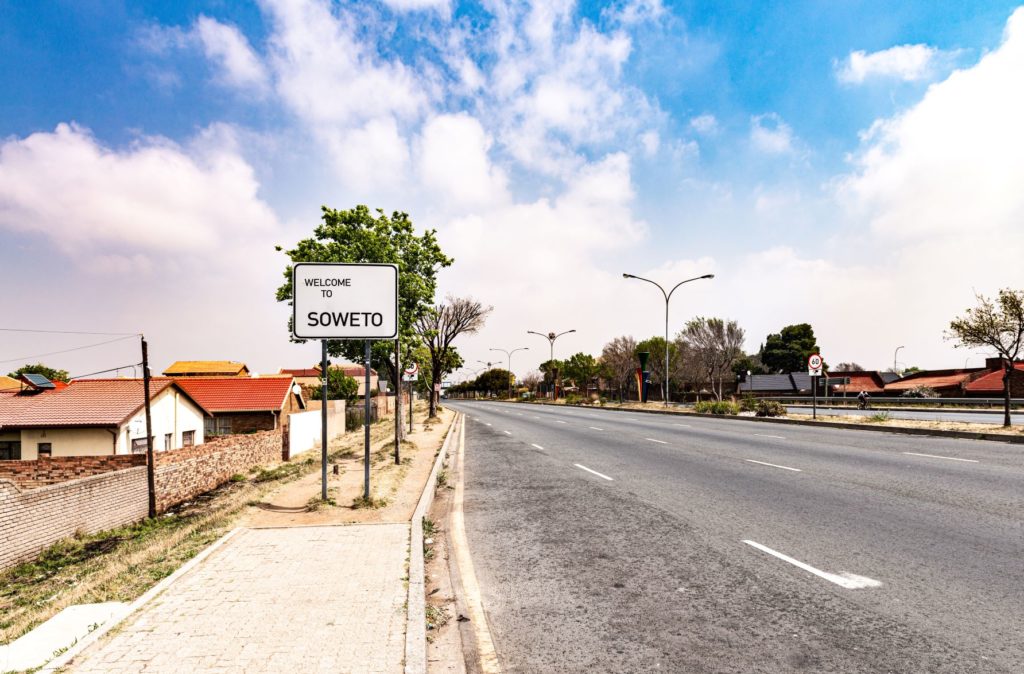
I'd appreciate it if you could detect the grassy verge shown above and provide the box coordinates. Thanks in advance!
[0,424,391,646]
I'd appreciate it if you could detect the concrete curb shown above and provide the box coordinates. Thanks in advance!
[45,527,243,672]
[405,411,461,674]
[496,400,1024,445]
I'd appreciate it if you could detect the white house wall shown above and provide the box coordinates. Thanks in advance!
[19,428,118,460]
[118,387,205,454]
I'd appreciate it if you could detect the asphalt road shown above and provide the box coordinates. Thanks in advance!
[785,405,1024,424]
[448,400,1024,673]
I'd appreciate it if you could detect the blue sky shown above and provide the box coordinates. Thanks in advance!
[1,0,1023,378]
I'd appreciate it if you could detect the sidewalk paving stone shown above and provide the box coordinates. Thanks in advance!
[69,524,410,674]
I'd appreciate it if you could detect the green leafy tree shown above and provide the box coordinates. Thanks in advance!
[761,323,822,374]
[538,359,566,395]
[275,205,453,394]
[562,352,602,396]
[8,363,70,383]
[636,336,681,400]
[474,368,513,397]
[310,368,359,401]
[731,355,767,377]
[948,288,1024,427]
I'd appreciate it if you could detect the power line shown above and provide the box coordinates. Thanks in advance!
[69,363,144,379]
[0,335,139,365]
[0,328,139,336]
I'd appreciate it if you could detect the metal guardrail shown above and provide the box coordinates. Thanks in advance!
[761,396,1023,409]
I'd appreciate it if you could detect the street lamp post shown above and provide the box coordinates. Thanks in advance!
[894,345,905,376]
[623,272,714,406]
[527,329,576,399]
[490,347,529,399]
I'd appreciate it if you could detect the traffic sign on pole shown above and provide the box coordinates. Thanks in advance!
[807,353,823,376]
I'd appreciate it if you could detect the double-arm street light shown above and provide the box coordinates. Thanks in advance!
[622,272,714,406]
[894,345,905,376]
[490,347,529,399]
[527,329,576,399]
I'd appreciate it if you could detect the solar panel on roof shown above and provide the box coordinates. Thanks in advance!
[21,373,55,389]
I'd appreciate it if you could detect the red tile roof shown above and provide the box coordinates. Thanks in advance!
[829,372,886,394]
[963,362,1024,392]
[0,379,203,428]
[339,366,377,378]
[884,369,982,392]
[280,368,320,378]
[173,376,298,413]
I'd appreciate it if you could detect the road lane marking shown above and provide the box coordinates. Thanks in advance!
[531,443,544,450]
[645,438,668,444]
[516,413,524,416]
[754,433,786,439]
[574,464,614,481]
[674,424,691,428]
[556,420,567,424]
[902,452,978,463]
[745,459,802,472]
[742,540,881,589]
[588,426,604,431]
[503,430,512,435]
[485,423,492,426]
[532,416,541,419]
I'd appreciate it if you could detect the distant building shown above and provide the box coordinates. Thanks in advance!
[0,375,22,392]
[963,360,1024,398]
[0,379,208,461]
[883,369,985,397]
[281,364,380,396]
[173,376,305,436]
[163,361,250,377]
[828,371,889,395]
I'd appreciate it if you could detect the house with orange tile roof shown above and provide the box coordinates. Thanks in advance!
[162,360,250,377]
[883,368,986,397]
[828,371,889,395]
[0,375,21,392]
[0,379,209,461]
[963,360,1024,397]
[173,376,305,437]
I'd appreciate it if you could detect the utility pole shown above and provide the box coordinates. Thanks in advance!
[364,339,371,500]
[141,336,156,518]
[894,345,904,376]
[394,339,401,465]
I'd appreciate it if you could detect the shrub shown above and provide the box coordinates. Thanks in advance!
[901,386,938,398]
[564,393,583,405]
[739,394,758,412]
[755,400,787,417]
[694,400,739,415]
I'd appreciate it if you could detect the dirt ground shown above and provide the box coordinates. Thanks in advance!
[787,411,1024,435]
[239,405,455,527]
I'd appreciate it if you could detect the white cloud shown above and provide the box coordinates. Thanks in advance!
[689,114,718,135]
[836,44,942,84]
[639,130,660,157]
[417,113,509,208]
[750,113,794,154]
[194,15,270,93]
[379,0,451,14]
[0,123,278,267]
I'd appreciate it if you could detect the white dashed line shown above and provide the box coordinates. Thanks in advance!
[745,459,801,472]
[588,426,604,431]
[574,464,614,481]
[531,443,544,450]
[674,423,691,428]
[503,430,512,435]
[645,438,668,444]
[485,423,492,427]
[742,540,881,589]
[532,416,541,419]
[754,433,786,439]
[903,452,979,463]
[556,420,567,424]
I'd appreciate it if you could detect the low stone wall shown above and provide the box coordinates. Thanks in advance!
[0,467,149,570]
[0,455,146,488]
[153,430,284,512]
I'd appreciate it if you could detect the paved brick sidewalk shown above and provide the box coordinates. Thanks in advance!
[69,524,409,674]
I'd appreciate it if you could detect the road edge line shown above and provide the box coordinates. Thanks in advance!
[46,527,243,672]
[406,410,461,674]
[448,410,502,673]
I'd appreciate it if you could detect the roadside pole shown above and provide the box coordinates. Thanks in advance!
[364,339,371,500]
[394,339,401,465]
[408,378,414,433]
[141,336,156,519]
[321,340,328,501]
[812,375,817,420]
[808,353,823,421]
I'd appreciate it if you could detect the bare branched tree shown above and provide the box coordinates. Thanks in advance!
[680,318,745,401]
[415,295,493,417]
[600,336,638,401]
[948,289,1024,427]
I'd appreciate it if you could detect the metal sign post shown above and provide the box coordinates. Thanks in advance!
[808,354,823,421]
[321,340,329,500]
[293,263,398,503]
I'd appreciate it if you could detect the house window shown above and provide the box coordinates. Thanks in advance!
[164,433,173,450]
[204,417,232,437]
[182,430,195,447]
[131,438,152,454]
[37,442,52,458]
[0,441,21,461]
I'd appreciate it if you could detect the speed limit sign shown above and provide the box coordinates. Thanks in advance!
[807,354,823,376]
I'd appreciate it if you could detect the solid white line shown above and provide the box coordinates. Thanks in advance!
[742,540,881,589]
[645,438,668,444]
[531,443,544,450]
[588,426,604,431]
[754,433,786,439]
[745,459,802,472]
[903,452,979,463]
[503,430,512,435]
[574,464,614,481]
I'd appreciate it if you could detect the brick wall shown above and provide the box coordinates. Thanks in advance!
[0,455,146,488]
[153,429,284,512]
[0,467,149,570]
